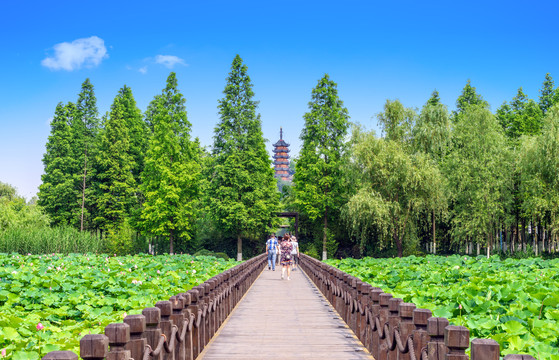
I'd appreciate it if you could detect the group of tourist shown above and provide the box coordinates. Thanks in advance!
[265,233,299,280]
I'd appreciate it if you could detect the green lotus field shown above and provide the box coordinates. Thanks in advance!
[0,253,237,359]
[326,255,559,360]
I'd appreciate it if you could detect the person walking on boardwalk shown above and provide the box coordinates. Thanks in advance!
[266,234,279,271]
[290,236,300,271]
[279,234,293,280]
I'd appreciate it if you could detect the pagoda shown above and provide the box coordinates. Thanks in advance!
[273,127,294,182]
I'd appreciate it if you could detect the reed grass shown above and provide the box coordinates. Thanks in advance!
[0,225,106,254]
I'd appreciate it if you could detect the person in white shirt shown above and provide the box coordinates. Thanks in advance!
[290,236,300,271]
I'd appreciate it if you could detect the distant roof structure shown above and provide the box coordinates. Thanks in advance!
[273,127,294,184]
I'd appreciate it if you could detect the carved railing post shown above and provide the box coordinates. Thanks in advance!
[427,317,448,360]
[124,314,146,360]
[80,334,109,360]
[378,293,393,360]
[105,322,131,360]
[370,288,383,357]
[169,296,186,360]
[444,326,469,360]
[471,339,499,360]
[156,300,175,360]
[143,307,163,360]
[359,282,370,344]
[412,309,431,360]
[398,302,416,360]
[187,289,201,359]
[388,297,403,360]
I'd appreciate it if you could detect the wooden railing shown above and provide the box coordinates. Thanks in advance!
[42,254,267,360]
[298,254,535,360]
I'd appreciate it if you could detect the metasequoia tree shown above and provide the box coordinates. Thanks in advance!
[94,93,137,231]
[140,73,200,254]
[38,103,79,226]
[207,55,279,261]
[294,74,350,260]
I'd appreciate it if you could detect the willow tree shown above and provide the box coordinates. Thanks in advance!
[207,55,279,261]
[140,73,200,254]
[443,105,509,256]
[345,127,444,257]
[412,93,451,253]
[294,74,350,260]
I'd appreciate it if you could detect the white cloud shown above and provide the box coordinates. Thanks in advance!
[139,66,148,74]
[155,55,186,69]
[42,36,108,71]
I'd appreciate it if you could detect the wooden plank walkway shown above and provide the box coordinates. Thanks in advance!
[199,265,373,360]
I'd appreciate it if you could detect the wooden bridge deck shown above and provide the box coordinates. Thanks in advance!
[199,265,373,360]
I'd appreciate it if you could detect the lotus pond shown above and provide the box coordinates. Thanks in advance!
[326,255,559,360]
[0,253,237,359]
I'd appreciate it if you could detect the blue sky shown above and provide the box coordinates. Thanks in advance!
[1,0,558,199]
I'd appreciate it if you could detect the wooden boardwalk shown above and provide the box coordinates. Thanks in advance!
[199,265,373,360]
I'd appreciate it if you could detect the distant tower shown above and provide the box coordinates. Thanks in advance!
[273,127,293,182]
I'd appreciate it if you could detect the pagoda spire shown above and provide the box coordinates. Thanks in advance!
[273,127,293,182]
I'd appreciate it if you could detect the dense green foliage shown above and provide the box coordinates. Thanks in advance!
[140,73,201,254]
[0,253,236,359]
[207,55,279,260]
[293,74,350,260]
[327,255,559,359]
[5,62,558,259]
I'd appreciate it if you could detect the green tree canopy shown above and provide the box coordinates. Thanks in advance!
[140,72,201,254]
[38,103,79,226]
[94,93,137,231]
[294,74,350,260]
[207,55,279,260]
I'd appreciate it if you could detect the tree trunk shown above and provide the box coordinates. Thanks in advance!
[169,228,174,255]
[432,209,436,254]
[322,207,328,261]
[80,147,87,232]
[237,234,242,261]
[476,242,480,256]
[487,233,490,259]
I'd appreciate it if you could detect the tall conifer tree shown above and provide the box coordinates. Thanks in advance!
[140,73,200,254]
[294,74,350,260]
[208,55,279,261]
[72,79,101,231]
[539,73,556,114]
[453,80,489,121]
[94,94,136,231]
[38,103,79,226]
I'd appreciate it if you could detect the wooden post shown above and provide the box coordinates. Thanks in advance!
[350,277,359,335]
[169,295,186,360]
[378,293,393,360]
[471,339,499,360]
[105,322,131,360]
[428,317,449,360]
[124,314,147,360]
[359,282,370,344]
[444,326,469,360]
[388,298,403,360]
[187,289,201,359]
[412,309,431,360]
[369,288,383,359]
[143,307,163,360]
[398,303,416,360]
[80,334,109,360]
[156,300,175,360]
